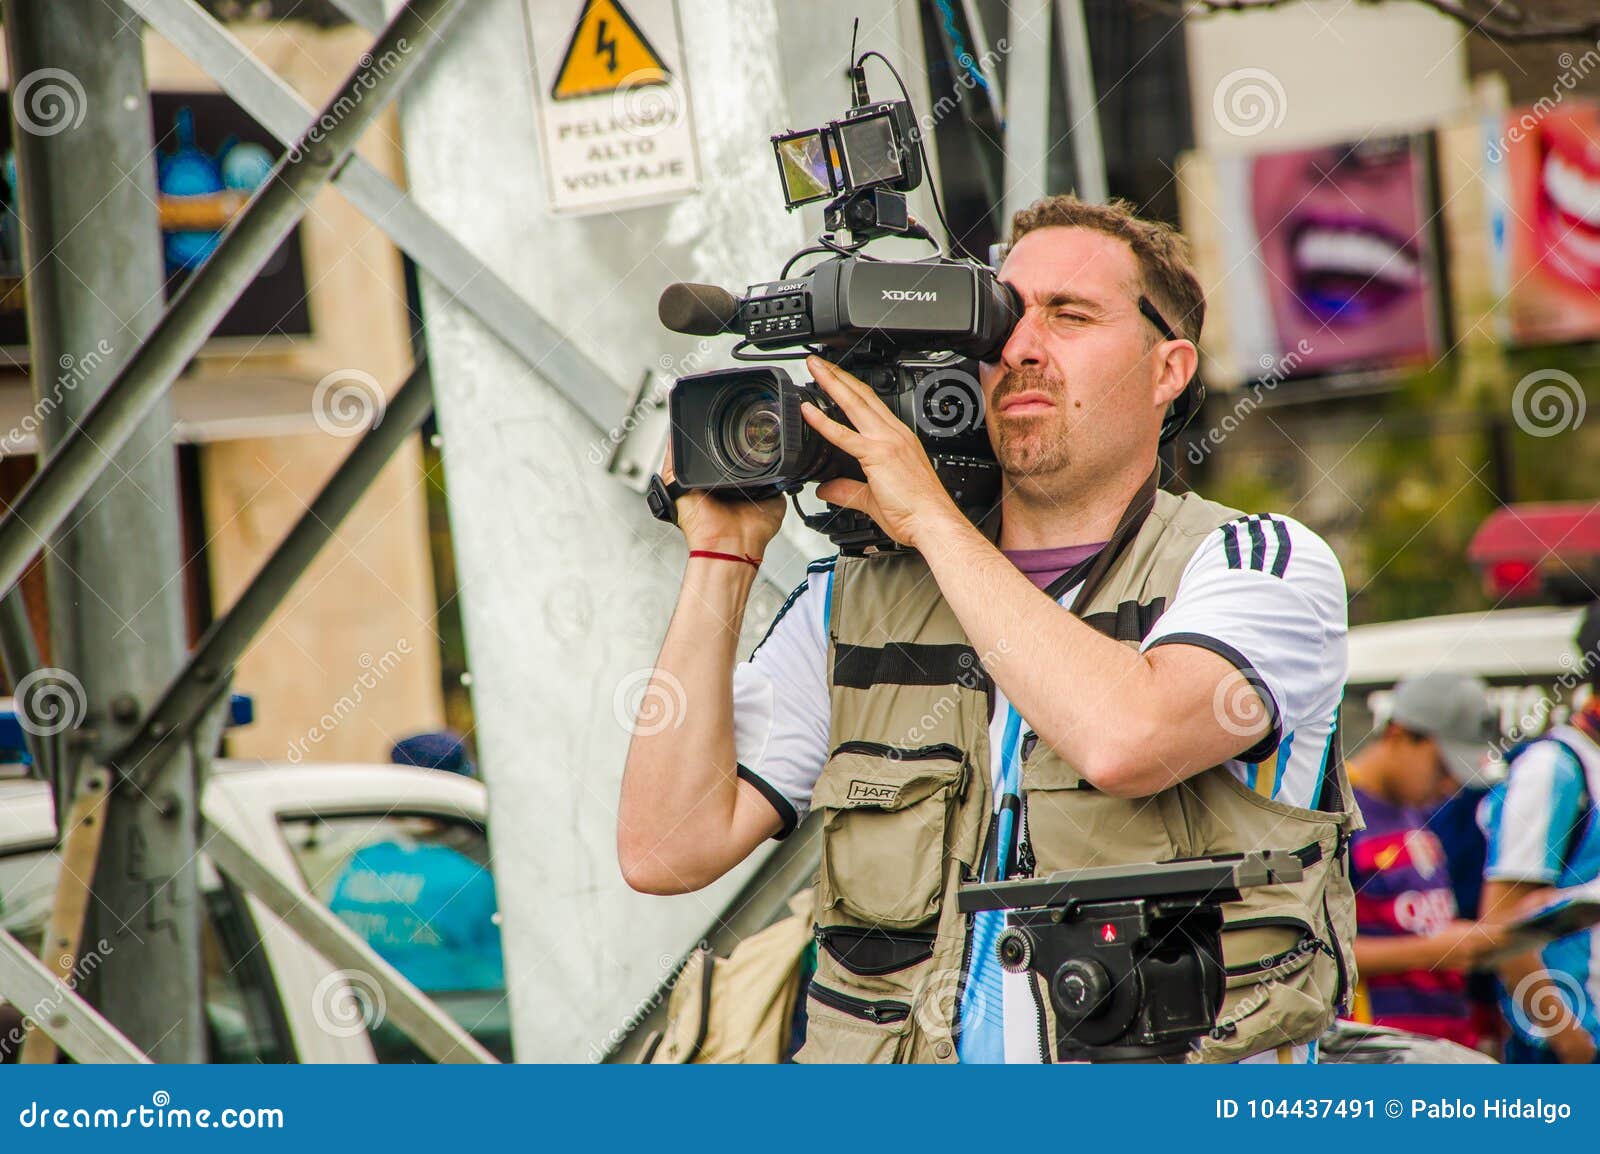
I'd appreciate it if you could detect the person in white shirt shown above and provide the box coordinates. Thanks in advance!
[618,195,1349,1064]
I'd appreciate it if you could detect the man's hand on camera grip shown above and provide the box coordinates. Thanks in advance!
[659,443,786,558]
[800,355,962,550]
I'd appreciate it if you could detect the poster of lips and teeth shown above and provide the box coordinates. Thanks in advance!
[1205,134,1447,387]
[1489,101,1600,348]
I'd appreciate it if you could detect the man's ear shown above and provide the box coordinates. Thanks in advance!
[1153,339,1198,410]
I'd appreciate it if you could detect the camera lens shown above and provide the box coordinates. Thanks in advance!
[711,385,783,477]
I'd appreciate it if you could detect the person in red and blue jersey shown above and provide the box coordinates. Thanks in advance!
[1345,672,1506,1047]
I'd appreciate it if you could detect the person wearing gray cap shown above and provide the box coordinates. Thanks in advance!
[1343,672,1506,1047]
[1480,600,1600,1064]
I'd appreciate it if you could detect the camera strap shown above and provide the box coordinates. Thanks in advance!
[1054,466,1159,612]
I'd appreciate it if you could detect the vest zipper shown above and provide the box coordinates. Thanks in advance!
[1016,789,1037,878]
[1031,977,1052,1063]
[1015,791,1049,1061]
[808,981,911,1025]
[1321,890,1350,1013]
[953,864,977,1053]
[830,740,966,762]
[1220,916,1319,979]
[813,926,936,976]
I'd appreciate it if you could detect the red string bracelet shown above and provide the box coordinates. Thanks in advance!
[689,548,762,571]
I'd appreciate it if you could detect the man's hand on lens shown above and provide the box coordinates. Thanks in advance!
[660,442,786,558]
[799,355,963,549]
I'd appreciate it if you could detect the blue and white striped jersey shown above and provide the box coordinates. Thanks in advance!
[1480,725,1600,1052]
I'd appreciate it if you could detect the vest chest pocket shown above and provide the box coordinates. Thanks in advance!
[812,743,969,929]
[794,984,912,1063]
[1021,748,1183,873]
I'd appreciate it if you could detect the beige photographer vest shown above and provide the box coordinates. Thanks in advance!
[794,483,1361,1064]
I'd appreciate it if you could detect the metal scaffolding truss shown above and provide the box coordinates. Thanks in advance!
[0,0,860,1061]
[0,0,496,1063]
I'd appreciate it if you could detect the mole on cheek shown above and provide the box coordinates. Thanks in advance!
[1074,400,1083,408]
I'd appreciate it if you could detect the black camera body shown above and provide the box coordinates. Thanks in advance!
[739,257,1018,359]
[660,255,1019,553]
[664,251,1019,546]
[958,852,1304,1063]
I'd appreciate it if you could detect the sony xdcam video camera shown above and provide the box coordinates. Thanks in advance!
[653,48,1021,554]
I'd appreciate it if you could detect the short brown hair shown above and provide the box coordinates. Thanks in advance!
[1008,195,1205,344]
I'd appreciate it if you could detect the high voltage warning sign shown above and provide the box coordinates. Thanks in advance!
[550,0,670,100]
[526,0,699,214]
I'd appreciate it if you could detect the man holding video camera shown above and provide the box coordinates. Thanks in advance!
[618,195,1358,1064]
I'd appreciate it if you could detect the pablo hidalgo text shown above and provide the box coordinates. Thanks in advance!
[1410,1098,1572,1123]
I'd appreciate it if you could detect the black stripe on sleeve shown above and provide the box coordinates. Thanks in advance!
[1247,516,1267,572]
[737,764,799,840]
[1143,631,1283,764]
[748,556,835,660]
[1221,522,1241,570]
[1269,517,1292,578]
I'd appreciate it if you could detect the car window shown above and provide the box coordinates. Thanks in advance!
[0,847,288,1063]
[277,812,512,1063]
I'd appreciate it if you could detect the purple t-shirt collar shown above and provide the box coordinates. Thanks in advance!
[1002,542,1107,592]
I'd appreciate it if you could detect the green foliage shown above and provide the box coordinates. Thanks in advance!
[1193,344,1599,627]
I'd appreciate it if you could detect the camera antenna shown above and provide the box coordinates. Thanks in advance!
[856,49,958,257]
[848,19,870,107]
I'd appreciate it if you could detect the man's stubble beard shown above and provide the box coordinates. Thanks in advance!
[988,366,1074,478]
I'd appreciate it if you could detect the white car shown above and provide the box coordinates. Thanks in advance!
[1344,604,1587,759]
[0,759,510,1064]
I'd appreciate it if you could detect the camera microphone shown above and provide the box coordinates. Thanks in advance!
[658,282,742,336]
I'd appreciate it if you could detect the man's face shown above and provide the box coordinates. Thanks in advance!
[1389,729,1453,808]
[978,227,1170,487]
